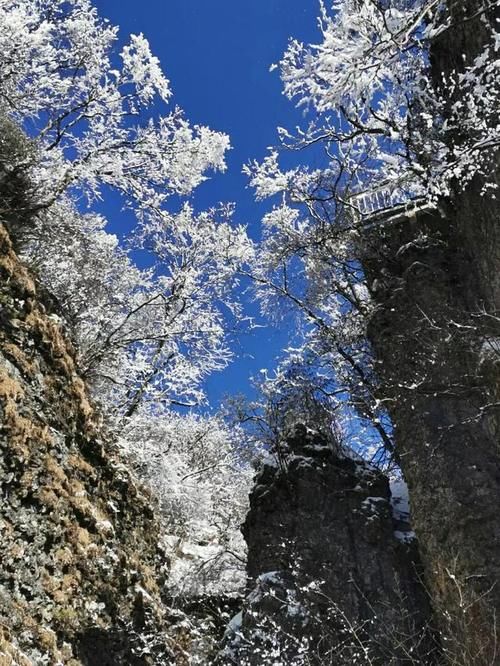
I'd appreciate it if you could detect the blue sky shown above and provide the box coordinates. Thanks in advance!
[93,1,322,406]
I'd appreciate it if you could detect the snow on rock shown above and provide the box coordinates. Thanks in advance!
[223,427,433,664]
[390,477,416,543]
[390,477,411,523]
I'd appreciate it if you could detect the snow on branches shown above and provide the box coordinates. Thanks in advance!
[0,0,254,415]
[24,198,253,417]
[119,411,254,597]
[0,0,256,605]
[244,0,499,461]
[254,0,499,201]
[0,0,229,212]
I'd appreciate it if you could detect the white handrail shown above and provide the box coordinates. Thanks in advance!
[348,178,424,217]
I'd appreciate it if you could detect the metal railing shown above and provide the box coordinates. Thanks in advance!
[348,179,422,217]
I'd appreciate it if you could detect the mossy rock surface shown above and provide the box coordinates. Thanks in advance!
[0,223,188,664]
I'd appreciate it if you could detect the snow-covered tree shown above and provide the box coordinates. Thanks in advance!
[244,0,499,458]
[239,188,392,458]
[119,411,257,597]
[0,0,256,611]
[0,0,229,221]
[251,0,498,202]
[26,198,252,416]
[0,0,254,416]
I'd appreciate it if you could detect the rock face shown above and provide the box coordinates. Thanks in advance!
[222,429,436,665]
[363,202,500,664]
[0,223,183,664]
[359,4,500,661]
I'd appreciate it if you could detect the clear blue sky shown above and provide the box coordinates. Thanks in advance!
[93,1,322,406]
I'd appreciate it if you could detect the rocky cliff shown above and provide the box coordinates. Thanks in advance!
[360,2,500,661]
[0,223,186,664]
[363,202,500,664]
[222,428,436,665]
